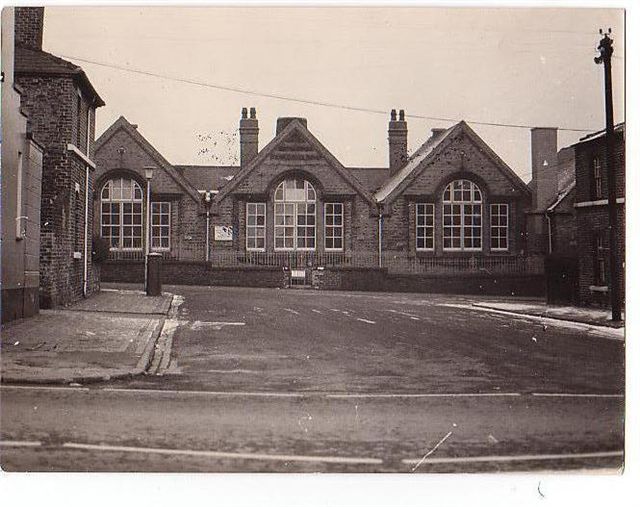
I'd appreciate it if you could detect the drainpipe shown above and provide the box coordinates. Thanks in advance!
[545,211,553,254]
[83,164,90,297]
[204,191,212,262]
[378,208,383,268]
[83,106,92,297]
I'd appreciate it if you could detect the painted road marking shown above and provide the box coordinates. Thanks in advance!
[387,309,421,320]
[311,309,322,314]
[61,442,383,465]
[0,386,623,400]
[283,308,300,315]
[0,440,42,447]
[326,392,522,399]
[532,393,624,399]
[401,450,623,465]
[356,318,376,325]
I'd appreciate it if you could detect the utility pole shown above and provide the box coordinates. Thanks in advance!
[594,29,622,321]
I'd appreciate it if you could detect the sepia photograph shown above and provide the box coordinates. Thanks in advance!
[0,1,633,501]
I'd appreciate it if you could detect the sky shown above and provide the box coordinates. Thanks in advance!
[42,6,624,181]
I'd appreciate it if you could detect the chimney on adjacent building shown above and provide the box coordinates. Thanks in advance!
[530,127,559,210]
[239,107,259,167]
[14,6,44,50]
[388,109,408,176]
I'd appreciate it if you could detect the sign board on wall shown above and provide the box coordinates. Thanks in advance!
[214,225,233,241]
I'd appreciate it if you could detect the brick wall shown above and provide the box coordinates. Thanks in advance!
[576,205,625,307]
[14,7,43,50]
[382,130,530,256]
[16,74,99,308]
[102,260,544,297]
[574,128,625,307]
[94,127,205,261]
[101,260,286,288]
[574,130,625,203]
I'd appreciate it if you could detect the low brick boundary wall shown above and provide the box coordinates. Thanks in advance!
[102,260,544,296]
[100,260,287,288]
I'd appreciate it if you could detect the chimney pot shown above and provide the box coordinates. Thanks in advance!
[390,109,397,121]
[250,107,256,119]
[241,107,248,119]
[399,109,405,121]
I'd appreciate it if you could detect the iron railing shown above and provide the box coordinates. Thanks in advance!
[108,248,544,275]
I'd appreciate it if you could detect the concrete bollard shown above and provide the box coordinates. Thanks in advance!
[146,252,163,296]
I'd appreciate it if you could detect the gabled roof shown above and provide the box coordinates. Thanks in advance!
[375,121,531,203]
[15,46,105,107]
[213,119,377,206]
[175,165,240,192]
[94,116,202,203]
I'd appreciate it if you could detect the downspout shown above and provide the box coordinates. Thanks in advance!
[545,211,553,254]
[83,164,89,296]
[83,107,91,297]
[205,191,212,262]
[378,207,383,268]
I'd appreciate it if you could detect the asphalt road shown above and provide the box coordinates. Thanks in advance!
[1,286,625,472]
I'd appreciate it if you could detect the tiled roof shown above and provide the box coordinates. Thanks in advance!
[14,46,105,106]
[176,165,240,192]
[346,167,389,193]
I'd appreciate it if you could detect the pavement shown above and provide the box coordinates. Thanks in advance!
[0,289,172,384]
[470,301,624,329]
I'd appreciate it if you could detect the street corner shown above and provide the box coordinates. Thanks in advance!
[0,310,164,385]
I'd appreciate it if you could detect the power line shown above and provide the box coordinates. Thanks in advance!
[62,53,599,133]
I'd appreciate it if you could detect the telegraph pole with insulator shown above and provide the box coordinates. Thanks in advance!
[594,28,622,321]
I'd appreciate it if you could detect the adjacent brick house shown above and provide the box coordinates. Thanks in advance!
[97,109,542,294]
[13,7,105,308]
[573,123,625,307]
[1,7,44,323]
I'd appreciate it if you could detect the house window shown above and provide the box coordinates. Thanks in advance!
[246,202,266,251]
[490,204,509,251]
[324,203,343,251]
[443,180,482,251]
[100,178,144,250]
[274,178,316,251]
[595,231,609,286]
[151,202,171,251]
[593,156,603,199]
[416,203,434,250]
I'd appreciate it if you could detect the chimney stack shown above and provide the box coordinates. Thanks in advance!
[239,107,259,167]
[530,127,559,210]
[388,109,408,176]
[14,7,44,51]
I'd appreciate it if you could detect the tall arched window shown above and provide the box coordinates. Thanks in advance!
[274,178,316,250]
[443,179,482,251]
[101,177,144,250]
